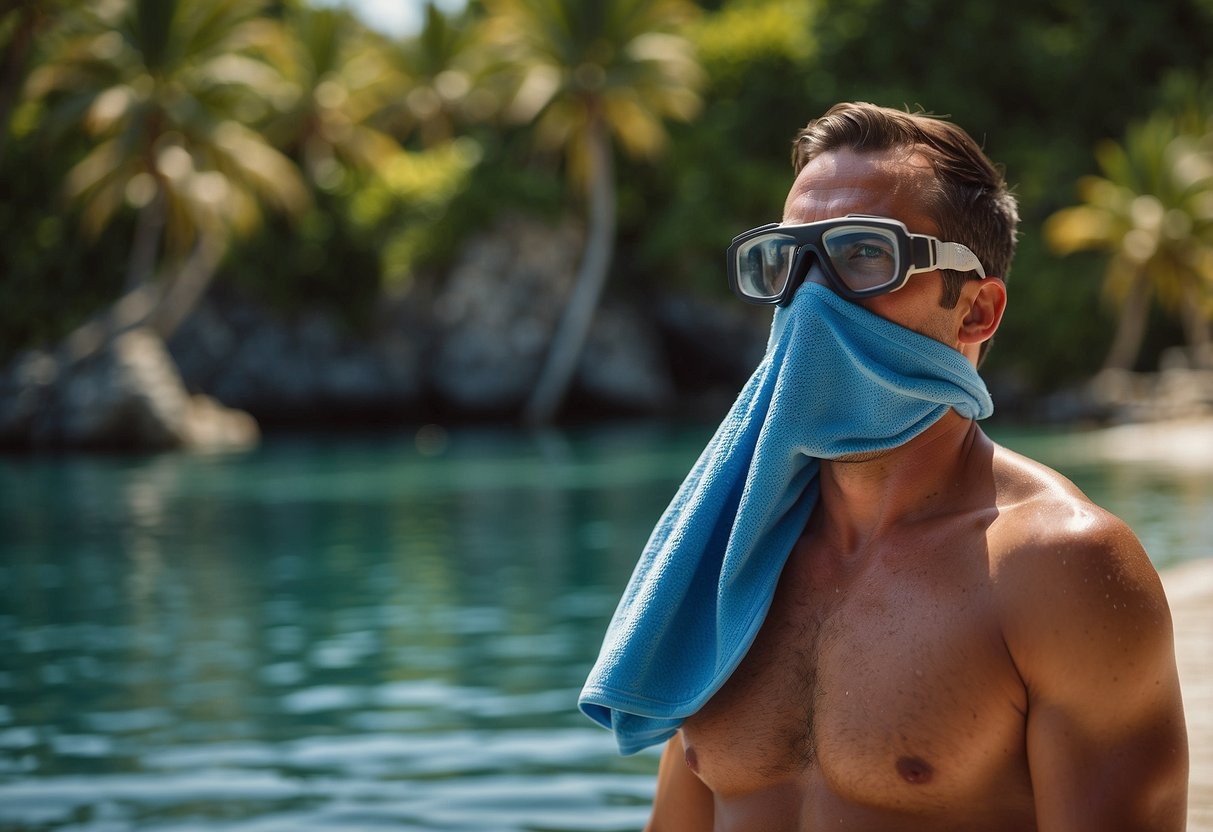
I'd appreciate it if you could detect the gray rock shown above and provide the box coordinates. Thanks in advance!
[0,349,59,443]
[171,296,424,420]
[577,303,674,412]
[57,328,191,448]
[0,328,258,451]
[430,216,583,413]
[182,394,259,450]
[654,293,769,386]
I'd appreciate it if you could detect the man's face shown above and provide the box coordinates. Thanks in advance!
[782,147,962,350]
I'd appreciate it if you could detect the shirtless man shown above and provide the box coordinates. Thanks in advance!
[646,103,1189,830]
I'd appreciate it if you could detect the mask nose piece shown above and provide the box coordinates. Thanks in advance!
[785,247,831,304]
[803,261,831,289]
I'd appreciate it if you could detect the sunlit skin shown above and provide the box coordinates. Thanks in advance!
[646,148,1189,831]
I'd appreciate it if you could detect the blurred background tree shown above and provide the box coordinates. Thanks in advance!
[480,0,704,423]
[269,5,405,186]
[383,1,501,148]
[15,0,309,352]
[1046,105,1213,371]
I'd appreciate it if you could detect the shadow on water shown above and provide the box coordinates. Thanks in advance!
[0,421,1208,830]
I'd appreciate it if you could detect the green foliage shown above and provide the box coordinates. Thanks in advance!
[269,3,407,186]
[5,0,1213,395]
[482,0,704,187]
[222,189,383,328]
[25,0,309,270]
[224,136,487,325]
[369,137,485,285]
[689,0,815,69]
[432,126,568,248]
[1042,104,1213,370]
[383,0,500,148]
[982,235,1107,384]
[618,0,816,294]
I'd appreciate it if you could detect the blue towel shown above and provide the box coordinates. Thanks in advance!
[578,279,993,755]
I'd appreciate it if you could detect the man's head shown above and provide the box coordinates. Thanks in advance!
[790,102,1019,364]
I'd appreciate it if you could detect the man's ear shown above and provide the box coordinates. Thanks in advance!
[957,277,1007,346]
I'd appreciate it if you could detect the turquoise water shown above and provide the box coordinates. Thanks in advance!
[0,423,1210,831]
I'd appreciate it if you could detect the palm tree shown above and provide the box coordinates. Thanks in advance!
[25,0,309,353]
[483,0,704,424]
[1045,114,1213,371]
[384,2,502,149]
[269,5,405,189]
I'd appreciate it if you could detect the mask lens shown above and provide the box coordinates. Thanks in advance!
[823,225,901,294]
[735,233,798,300]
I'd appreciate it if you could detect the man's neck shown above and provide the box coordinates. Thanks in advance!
[813,411,988,554]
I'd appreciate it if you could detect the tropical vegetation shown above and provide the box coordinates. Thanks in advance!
[1046,97,1213,371]
[23,0,311,347]
[2,0,1212,421]
[480,0,704,423]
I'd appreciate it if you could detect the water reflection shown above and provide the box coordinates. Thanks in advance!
[0,423,1208,831]
[0,427,697,831]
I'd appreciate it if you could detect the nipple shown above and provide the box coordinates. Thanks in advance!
[684,744,700,774]
[895,755,934,784]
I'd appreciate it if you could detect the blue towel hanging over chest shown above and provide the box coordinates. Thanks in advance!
[578,281,994,755]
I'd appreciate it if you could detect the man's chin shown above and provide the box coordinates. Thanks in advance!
[825,447,894,464]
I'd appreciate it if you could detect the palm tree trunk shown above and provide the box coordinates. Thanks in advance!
[523,109,616,425]
[148,233,225,340]
[1102,275,1152,371]
[125,191,165,291]
[58,234,224,368]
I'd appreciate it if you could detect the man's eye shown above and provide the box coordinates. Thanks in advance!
[848,242,892,260]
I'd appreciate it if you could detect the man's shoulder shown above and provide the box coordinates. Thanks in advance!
[984,442,1172,677]
[986,440,1140,556]
[974,447,1187,832]
[984,439,1164,612]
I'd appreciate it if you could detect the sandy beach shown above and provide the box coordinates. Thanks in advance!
[1163,557,1213,830]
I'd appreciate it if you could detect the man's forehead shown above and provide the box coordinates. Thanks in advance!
[782,148,938,230]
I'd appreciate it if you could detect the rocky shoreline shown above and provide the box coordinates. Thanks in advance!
[3,216,1211,452]
[0,218,769,451]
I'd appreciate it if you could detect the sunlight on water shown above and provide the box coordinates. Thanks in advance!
[0,423,1208,831]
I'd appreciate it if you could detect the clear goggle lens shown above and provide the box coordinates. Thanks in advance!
[733,233,799,300]
[821,225,902,293]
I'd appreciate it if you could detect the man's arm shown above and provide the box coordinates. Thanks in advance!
[647,731,715,832]
[1000,511,1188,831]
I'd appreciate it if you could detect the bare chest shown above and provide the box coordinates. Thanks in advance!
[680,535,1031,816]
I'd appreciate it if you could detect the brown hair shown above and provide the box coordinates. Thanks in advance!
[792,103,1019,362]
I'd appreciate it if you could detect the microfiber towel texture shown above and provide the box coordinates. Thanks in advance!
[578,279,994,755]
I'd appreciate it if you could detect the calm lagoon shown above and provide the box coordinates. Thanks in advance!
[1,422,1210,831]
